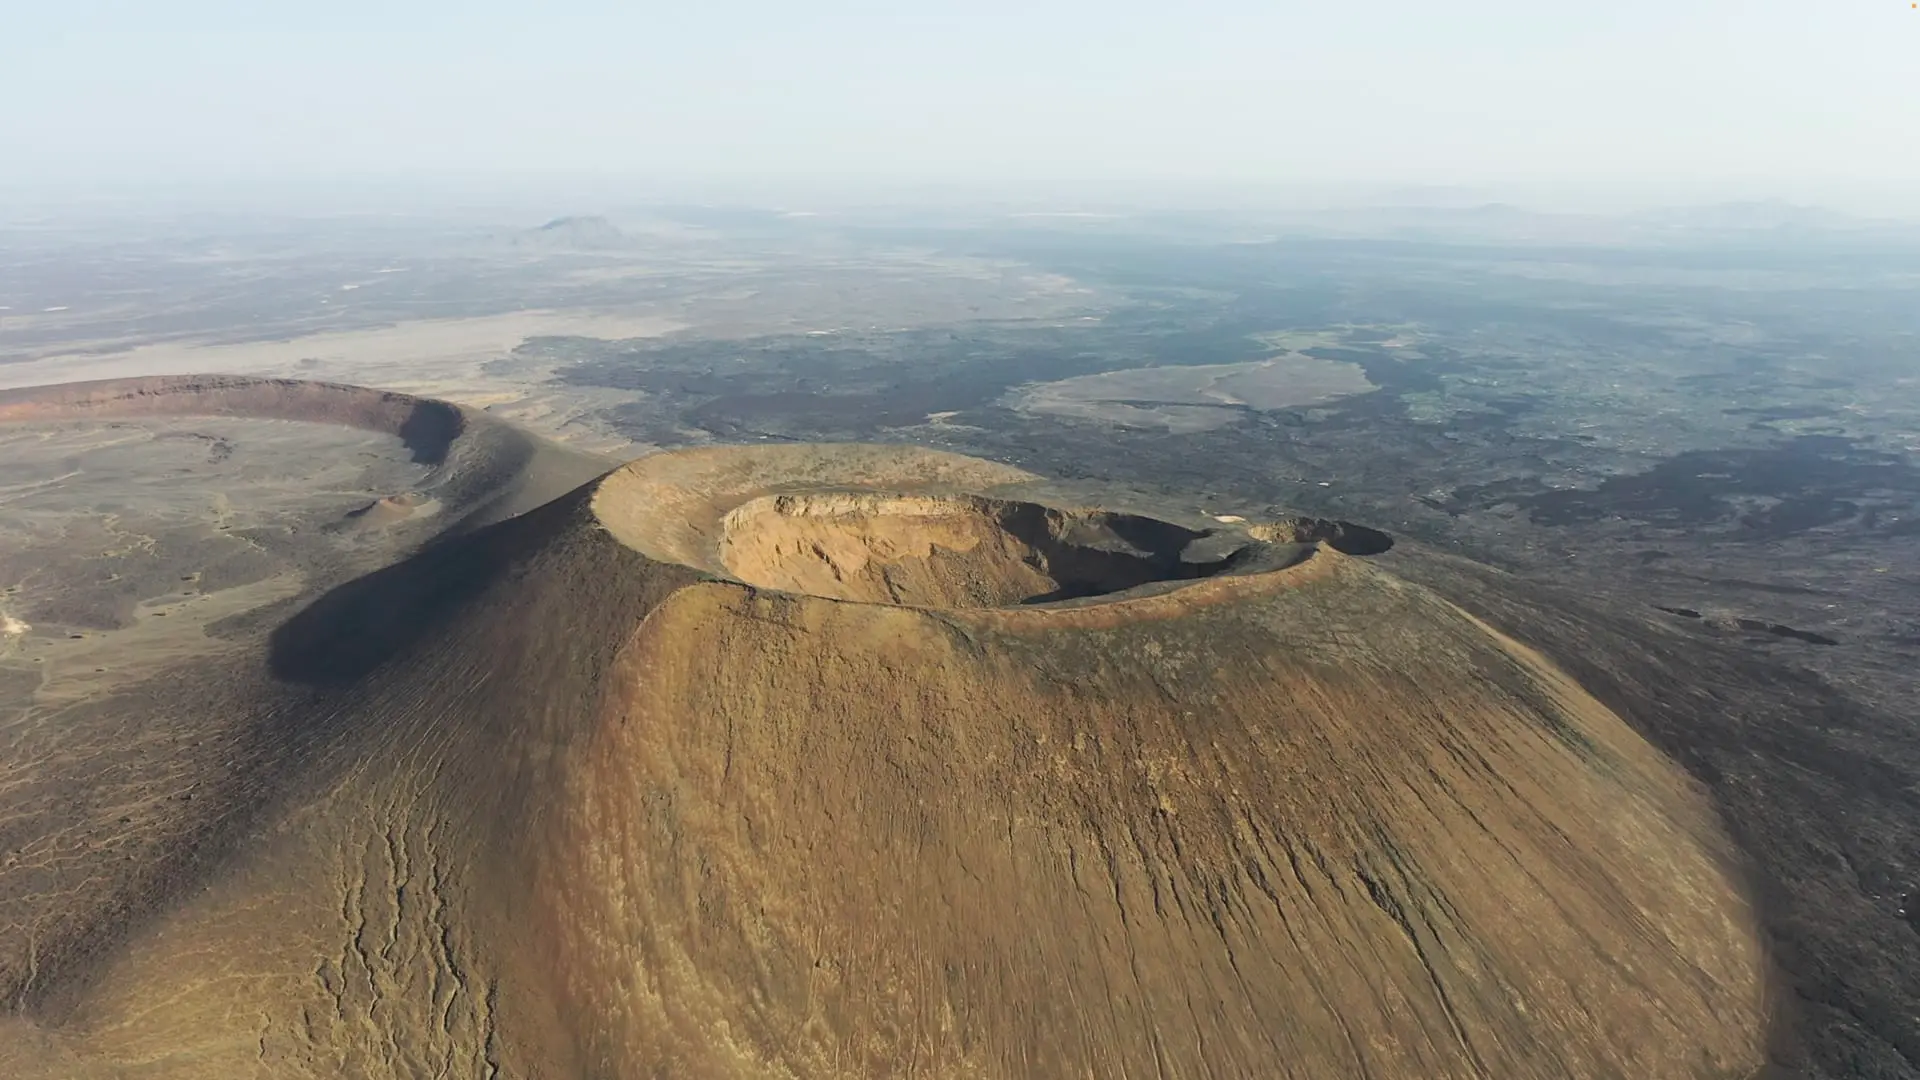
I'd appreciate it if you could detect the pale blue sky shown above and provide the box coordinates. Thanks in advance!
[1,1,1914,209]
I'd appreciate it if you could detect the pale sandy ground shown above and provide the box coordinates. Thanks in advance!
[1009,353,1376,433]
[16,574,306,711]
[0,311,684,455]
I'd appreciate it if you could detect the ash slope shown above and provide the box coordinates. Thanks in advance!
[2,433,1766,1079]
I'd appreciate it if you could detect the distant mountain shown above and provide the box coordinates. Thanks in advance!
[510,214,636,251]
[1634,200,1869,232]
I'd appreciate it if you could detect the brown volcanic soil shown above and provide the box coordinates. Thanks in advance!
[0,410,1771,1079]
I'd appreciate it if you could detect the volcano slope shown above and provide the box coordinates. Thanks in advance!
[0,392,1775,1079]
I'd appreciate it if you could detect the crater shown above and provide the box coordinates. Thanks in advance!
[1246,516,1395,556]
[591,444,1397,614]
[717,492,1237,608]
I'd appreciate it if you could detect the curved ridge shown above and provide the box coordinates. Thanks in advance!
[0,374,613,530]
[0,374,466,463]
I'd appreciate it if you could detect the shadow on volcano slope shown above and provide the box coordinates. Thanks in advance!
[266,491,577,687]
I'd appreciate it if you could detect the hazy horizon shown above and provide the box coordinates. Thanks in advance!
[3,1,1917,216]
